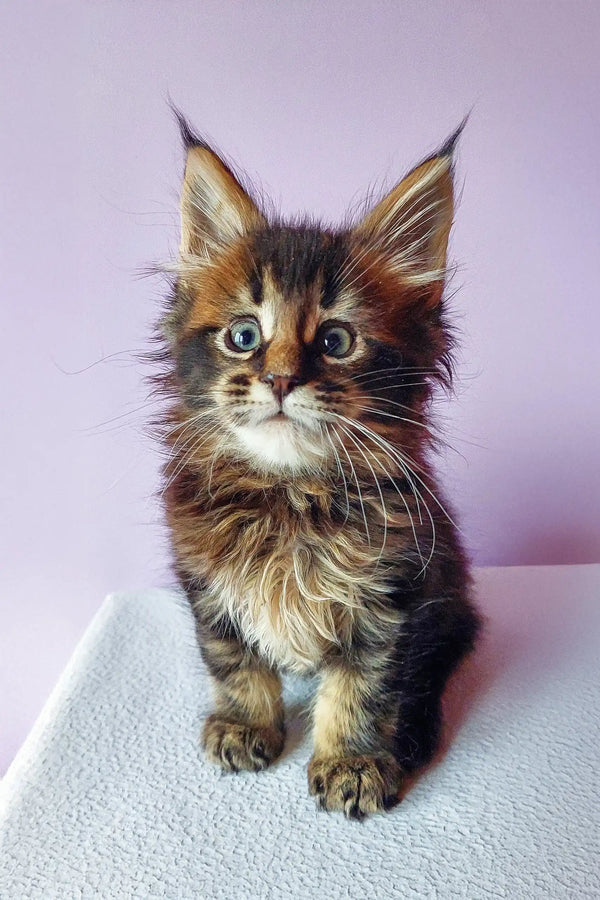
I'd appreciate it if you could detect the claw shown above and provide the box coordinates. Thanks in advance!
[308,754,403,819]
[223,748,238,773]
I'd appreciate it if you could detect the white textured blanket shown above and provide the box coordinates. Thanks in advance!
[1,565,599,899]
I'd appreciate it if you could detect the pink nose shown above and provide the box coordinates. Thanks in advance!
[261,373,300,403]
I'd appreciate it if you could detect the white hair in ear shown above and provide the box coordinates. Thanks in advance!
[174,110,265,258]
[354,122,465,296]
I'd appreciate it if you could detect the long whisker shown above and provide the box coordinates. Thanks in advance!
[344,414,460,533]
[333,414,426,567]
[350,366,404,382]
[348,420,436,575]
[336,422,388,562]
[161,417,222,497]
[352,381,430,392]
[350,366,440,383]
[337,415,425,521]
[162,407,217,442]
[332,428,371,547]
[85,400,161,434]
[161,411,221,471]
[352,377,438,392]
[325,424,350,522]
[352,394,430,415]
[353,405,438,437]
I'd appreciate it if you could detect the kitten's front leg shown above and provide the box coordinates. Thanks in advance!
[199,626,285,773]
[308,595,480,817]
[308,664,404,819]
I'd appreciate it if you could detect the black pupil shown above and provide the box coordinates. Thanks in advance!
[235,327,256,348]
[324,330,342,354]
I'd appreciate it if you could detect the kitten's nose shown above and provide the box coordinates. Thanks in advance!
[261,373,300,403]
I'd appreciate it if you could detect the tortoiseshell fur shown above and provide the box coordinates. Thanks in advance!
[156,115,480,819]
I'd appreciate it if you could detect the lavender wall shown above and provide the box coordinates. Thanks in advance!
[1,1,599,773]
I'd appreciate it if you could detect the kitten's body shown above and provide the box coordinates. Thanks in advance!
[158,117,480,818]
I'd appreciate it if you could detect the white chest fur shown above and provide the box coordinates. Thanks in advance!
[205,530,392,673]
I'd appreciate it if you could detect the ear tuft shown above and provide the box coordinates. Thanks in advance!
[353,124,468,298]
[174,110,265,259]
[437,114,469,159]
[169,102,208,151]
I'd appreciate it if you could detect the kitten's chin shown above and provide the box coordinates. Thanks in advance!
[230,417,329,475]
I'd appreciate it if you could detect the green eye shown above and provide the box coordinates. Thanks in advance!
[227,319,261,352]
[319,324,355,359]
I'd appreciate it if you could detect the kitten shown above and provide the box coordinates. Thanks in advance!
[157,113,480,819]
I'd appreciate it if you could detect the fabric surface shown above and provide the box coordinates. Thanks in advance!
[1,565,599,899]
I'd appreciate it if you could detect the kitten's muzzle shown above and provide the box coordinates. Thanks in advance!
[261,373,300,405]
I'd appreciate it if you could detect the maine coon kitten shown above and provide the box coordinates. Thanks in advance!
[157,113,480,819]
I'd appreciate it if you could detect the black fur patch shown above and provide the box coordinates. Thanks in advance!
[250,226,350,305]
[249,266,263,304]
[363,339,404,376]
[389,593,480,770]
[360,339,430,408]
[176,327,221,408]
[315,381,346,393]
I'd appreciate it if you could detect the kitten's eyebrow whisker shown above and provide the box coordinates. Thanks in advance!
[338,189,447,293]
[339,249,382,293]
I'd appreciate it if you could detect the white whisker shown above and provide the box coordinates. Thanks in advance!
[336,421,388,562]
[332,427,371,548]
[353,405,438,437]
[332,414,426,567]
[325,424,350,521]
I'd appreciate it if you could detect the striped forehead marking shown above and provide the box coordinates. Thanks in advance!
[258,267,280,342]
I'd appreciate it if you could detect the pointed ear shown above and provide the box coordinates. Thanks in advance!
[176,115,265,258]
[354,128,463,300]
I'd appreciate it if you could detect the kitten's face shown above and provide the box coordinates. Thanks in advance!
[164,124,457,475]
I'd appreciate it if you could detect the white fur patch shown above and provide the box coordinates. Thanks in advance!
[227,382,332,474]
[232,417,328,473]
[259,267,280,341]
[259,296,277,342]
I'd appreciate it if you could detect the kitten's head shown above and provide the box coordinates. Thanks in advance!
[161,116,460,476]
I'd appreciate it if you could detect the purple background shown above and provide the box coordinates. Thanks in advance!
[1,1,599,774]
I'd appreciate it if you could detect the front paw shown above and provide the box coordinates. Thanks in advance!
[202,714,285,772]
[308,754,403,819]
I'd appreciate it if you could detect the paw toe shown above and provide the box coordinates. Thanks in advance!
[203,715,285,772]
[308,754,403,818]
